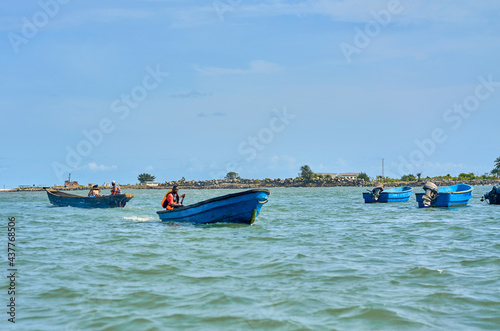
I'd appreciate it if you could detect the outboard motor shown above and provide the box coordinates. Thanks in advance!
[371,184,384,201]
[481,185,500,204]
[422,181,438,207]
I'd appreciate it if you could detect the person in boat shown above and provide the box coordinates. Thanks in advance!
[481,185,500,204]
[88,184,102,197]
[372,183,384,201]
[161,185,185,210]
[110,181,122,195]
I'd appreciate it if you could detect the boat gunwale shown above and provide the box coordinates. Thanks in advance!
[379,186,413,194]
[415,186,474,196]
[157,189,270,215]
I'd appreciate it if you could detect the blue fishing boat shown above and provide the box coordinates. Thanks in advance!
[44,188,134,208]
[415,183,473,208]
[363,186,413,203]
[157,189,270,224]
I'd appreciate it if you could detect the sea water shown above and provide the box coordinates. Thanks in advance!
[0,187,499,330]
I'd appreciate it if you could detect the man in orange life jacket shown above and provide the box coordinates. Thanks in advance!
[110,181,122,195]
[161,185,185,210]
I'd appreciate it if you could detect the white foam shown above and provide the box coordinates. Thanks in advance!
[123,216,156,222]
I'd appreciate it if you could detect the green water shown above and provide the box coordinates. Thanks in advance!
[1,187,499,330]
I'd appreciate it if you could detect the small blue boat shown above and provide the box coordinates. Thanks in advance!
[415,183,473,208]
[363,186,413,203]
[157,189,270,224]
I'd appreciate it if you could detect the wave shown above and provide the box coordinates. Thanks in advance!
[123,216,157,222]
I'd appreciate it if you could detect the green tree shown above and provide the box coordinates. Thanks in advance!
[458,172,475,180]
[138,173,156,183]
[492,157,500,177]
[401,174,416,181]
[225,172,240,180]
[300,165,314,181]
[357,172,369,181]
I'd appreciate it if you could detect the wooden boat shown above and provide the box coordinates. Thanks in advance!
[363,186,413,203]
[415,184,473,208]
[44,188,133,208]
[481,185,500,205]
[157,189,270,224]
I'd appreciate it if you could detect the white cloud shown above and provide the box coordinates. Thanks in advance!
[87,163,118,171]
[235,0,500,25]
[185,157,206,173]
[6,1,498,33]
[195,60,282,75]
[170,90,212,98]
[269,155,297,169]
[337,158,348,167]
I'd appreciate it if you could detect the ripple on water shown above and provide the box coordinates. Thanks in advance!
[4,187,500,330]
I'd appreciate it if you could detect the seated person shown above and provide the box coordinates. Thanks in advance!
[161,185,185,210]
[88,185,101,197]
[372,184,384,201]
[110,181,122,195]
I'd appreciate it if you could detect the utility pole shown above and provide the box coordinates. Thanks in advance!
[382,158,384,179]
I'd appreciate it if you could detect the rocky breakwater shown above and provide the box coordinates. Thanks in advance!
[160,177,500,190]
[160,177,368,190]
[374,178,500,188]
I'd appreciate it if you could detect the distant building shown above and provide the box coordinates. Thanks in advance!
[64,173,79,187]
[144,181,159,187]
[297,172,359,179]
[103,182,111,187]
[338,173,360,179]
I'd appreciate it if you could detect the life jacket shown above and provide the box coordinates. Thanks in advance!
[161,190,179,209]
[111,185,121,195]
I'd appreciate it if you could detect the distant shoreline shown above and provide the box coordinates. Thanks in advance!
[3,178,499,192]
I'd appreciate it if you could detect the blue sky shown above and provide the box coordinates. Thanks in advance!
[1,0,500,187]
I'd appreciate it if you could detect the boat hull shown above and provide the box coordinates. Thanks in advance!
[45,188,133,208]
[415,184,473,208]
[157,189,270,224]
[363,186,413,203]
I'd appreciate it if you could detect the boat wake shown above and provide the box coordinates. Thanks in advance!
[123,216,156,222]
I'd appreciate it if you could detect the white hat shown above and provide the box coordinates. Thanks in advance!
[112,181,116,185]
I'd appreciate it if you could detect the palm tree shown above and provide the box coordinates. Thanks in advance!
[492,157,500,177]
